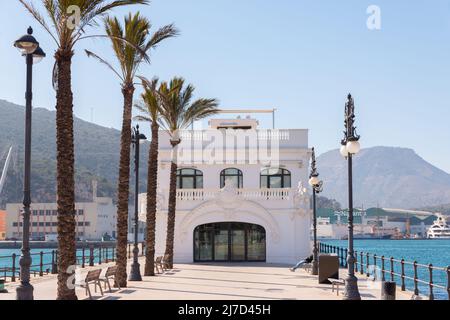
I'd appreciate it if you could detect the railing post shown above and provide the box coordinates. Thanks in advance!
[128,244,131,259]
[105,247,109,263]
[51,250,56,274]
[55,250,59,274]
[446,266,450,300]
[428,264,434,300]
[141,242,145,256]
[401,259,406,291]
[413,261,419,296]
[355,250,358,273]
[373,255,377,281]
[360,251,364,275]
[390,257,394,282]
[112,247,116,262]
[366,252,370,277]
[39,251,44,277]
[98,245,102,265]
[344,248,348,268]
[82,247,85,268]
[11,253,16,282]
[381,256,385,282]
[89,246,94,267]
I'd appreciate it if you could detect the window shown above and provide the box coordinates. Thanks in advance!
[260,168,291,189]
[177,169,203,189]
[52,210,57,216]
[13,222,18,227]
[220,168,243,189]
[45,210,52,216]
[78,209,84,216]
[39,210,45,216]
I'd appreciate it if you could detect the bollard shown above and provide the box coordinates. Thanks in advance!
[381,281,396,300]
[89,246,94,267]
[11,254,16,282]
[39,252,44,277]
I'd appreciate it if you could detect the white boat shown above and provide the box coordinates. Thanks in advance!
[426,214,450,239]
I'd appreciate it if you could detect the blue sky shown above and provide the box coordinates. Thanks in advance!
[2,0,450,172]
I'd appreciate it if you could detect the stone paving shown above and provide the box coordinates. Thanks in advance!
[0,258,414,300]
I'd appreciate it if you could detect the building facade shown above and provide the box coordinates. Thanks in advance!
[139,117,312,264]
[0,210,6,240]
[5,185,116,241]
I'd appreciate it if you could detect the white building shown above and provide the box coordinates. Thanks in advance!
[139,116,312,264]
[6,182,116,241]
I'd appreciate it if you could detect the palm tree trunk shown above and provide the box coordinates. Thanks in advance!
[115,83,135,288]
[55,49,77,300]
[164,141,180,269]
[144,122,159,276]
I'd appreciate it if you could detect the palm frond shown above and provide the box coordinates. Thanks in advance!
[85,49,124,81]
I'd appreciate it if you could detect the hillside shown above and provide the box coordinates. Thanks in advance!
[317,146,450,209]
[0,99,149,208]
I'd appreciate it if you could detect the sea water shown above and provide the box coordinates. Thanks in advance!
[323,239,450,300]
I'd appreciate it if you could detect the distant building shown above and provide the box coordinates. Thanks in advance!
[5,182,116,241]
[0,210,6,240]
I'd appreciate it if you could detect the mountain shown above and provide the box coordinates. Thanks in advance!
[317,146,450,209]
[0,99,149,208]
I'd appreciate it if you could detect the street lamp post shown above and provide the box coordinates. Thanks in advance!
[13,27,45,301]
[340,94,361,300]
[309,147,323,276]
[129,125,147,281]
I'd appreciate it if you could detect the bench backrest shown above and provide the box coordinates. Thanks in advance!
[105,266,118,277]
[85,269,102,282]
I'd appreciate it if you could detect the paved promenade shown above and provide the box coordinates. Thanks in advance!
[0,258,414,300]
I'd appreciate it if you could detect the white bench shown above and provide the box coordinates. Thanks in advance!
[329,278,346,296]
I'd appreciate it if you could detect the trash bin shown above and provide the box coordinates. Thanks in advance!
[318,254,339,284]
[0,280,7,293]
[381,281,396,300]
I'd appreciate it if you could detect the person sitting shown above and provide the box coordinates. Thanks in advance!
[290,255,313,272]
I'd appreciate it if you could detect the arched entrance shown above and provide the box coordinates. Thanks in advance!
[193,222,266,262]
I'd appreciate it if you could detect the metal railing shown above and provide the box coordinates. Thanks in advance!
[0,242,145,284]
[319,243,450,300]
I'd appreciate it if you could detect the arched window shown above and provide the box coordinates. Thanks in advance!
[260,168,291,189]
[177,169,203,189]
[220,168,243,189]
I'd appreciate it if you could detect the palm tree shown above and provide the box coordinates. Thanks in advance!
[86,13,178,287]
[158,78,219,268]
[134,77,163,276]
[19,0,147,300]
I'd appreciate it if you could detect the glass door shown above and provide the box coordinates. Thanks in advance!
[231,223,246,261]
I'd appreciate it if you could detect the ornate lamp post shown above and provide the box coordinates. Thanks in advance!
[13,27,46,301]
[129,125,147,281]
[340,94,361,300]
[309,147,323,276]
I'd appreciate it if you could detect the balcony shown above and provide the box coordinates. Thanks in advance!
[157,188,297,211]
